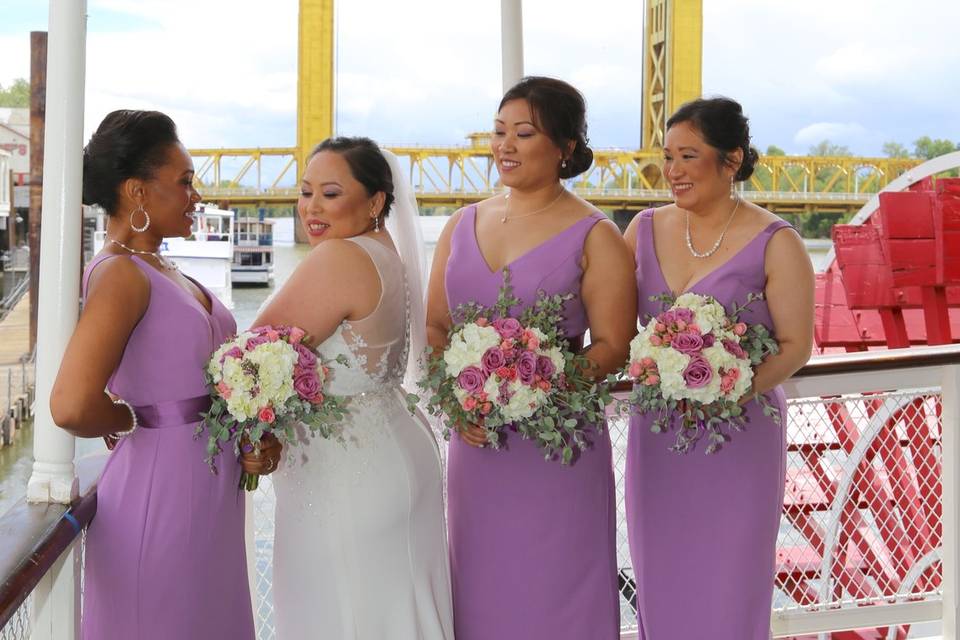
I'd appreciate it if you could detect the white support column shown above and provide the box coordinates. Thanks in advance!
[500,0,523,93]
[942,364,960,640]
[26,0,87,505]
[30,540,82,640]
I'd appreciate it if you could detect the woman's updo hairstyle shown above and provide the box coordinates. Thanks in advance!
[498,76,594,179]
[82,110,181,214]
[310,136,395,219]
[666,96,759,182]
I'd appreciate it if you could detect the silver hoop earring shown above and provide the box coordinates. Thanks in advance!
[130,204,151,233]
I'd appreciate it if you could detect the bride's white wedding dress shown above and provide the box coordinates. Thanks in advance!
[271,235,454,639]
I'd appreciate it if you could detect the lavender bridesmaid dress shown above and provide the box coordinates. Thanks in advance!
[80,253,254,640]
[444,205,620,640]
[626,209,792,639]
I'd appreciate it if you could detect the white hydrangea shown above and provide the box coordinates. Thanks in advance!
[652,346,690,401]
[542,345,565,377]
[500,380,547,422]
[673,293,727,335]
[245,342,298,411]
[444,323,502,376]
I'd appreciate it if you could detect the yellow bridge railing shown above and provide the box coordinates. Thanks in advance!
[189,143,923,214]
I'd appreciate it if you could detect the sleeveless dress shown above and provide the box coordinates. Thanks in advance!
[270,236,454,640]
[444,205,620,640]
[626,209,792,639]
[80,253,254,640]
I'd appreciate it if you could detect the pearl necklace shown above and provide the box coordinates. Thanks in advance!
[684,196,741,259]
[108,238,179,271]
[500,187,566,223]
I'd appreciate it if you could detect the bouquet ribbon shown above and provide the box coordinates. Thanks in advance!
[134,395,212,429]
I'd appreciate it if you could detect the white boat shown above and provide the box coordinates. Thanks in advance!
[231,216,274,286]
[92,203,235,308]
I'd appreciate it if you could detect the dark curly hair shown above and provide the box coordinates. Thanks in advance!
[499,76,594,179]
[666,96,759,182]
[82,110,181,214]
[309,137,395,219]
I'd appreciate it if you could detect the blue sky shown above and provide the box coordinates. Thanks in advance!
[1,0,957,156]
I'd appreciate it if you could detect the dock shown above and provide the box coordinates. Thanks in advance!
[0,294,34,447]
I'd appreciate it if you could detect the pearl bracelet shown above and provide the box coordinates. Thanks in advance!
[111,398,139,436]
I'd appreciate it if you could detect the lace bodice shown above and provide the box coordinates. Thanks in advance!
[317,236,410,396]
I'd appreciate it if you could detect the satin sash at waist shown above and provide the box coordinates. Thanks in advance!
[133,395,211,429]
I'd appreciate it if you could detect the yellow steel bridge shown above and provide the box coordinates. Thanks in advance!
[189,0,923,215]
[189,142,922,215]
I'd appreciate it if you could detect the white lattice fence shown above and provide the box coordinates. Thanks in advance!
[0,596,31,640]
[247,386,948,639]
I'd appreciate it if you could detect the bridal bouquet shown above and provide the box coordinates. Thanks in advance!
[413,269,611,465]
[199,324,348,490]
[622,292,780,454]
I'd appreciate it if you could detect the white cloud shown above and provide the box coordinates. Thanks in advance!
[793,122,867,147]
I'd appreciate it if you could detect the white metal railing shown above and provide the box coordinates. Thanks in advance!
[242,347,960,640]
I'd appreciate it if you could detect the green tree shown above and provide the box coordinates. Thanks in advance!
[913,136,957,160]
[765,144,786,156]
[808,139,852,157]
[882,141,910,158]
[0,78,29,107]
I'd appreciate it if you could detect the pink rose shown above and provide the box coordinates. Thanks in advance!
[310,392,325,405]
[682,356,713,388]
[649,335,663,347]
[495,366,517,382]
[640,357,655,367]
[480,401,493,415]
[294,370,321,400]
[221,346,243,363]
[215,381,232,399]
[654,322,666,333]
[628,361,643,379]
[258,406,276,424]
[702,333,716,348]
[492,317,523,339]
[644,374,660,386]
[720,367,741,394]
[522,330,541,350]
[674,308,695,324]
[288,327,306,344]
[538,380,552,391]
[722,339,747,359]
[481,346,507,374]
[687,323,701,334]
[671,332,704,355]
[294,343,318,370]
[516,350,538,385]
[457,366,486,394]
[733,323,748,336]
[245,335,271,351]
[462,396,478,411]
[537,356,557,378]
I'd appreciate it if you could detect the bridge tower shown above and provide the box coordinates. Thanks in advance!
[641,0,702,150]
[297,0,335,168]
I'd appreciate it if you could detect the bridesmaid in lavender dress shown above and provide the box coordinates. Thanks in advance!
[426,77,637,640]
[51,111,277,639]
[622,97,814,639]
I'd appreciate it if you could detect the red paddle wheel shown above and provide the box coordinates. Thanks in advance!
[780,175,960,639]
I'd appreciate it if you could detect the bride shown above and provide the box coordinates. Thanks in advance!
[253,137,454,639]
